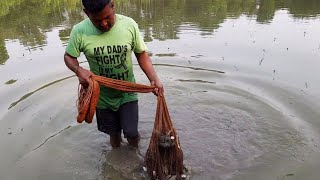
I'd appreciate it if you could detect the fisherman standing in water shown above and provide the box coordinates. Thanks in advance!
[64,0,163,148]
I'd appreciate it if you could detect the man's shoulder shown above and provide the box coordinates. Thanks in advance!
[72,18,92,32]
[117,14,137,25]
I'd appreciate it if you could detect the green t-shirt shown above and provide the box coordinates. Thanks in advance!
[66,14,147,111]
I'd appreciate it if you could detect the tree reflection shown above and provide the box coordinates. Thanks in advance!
[0,0,319,64]
[284,0,320,18]
[0,40,9,65]
[0,0,82,64]
[257,0,275,23]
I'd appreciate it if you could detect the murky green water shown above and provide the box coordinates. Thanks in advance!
[1,0,320,179]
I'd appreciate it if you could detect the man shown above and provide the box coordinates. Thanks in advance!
[64,0,163,148]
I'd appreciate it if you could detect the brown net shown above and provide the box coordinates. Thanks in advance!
[145,95,184,179]
[76,75,184,179]
[76,75,154,123]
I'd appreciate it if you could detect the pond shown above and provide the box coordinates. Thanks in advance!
[0,0,320,179]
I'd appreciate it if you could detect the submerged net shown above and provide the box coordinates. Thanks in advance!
[76,75,184,179]
[145,95,184,180]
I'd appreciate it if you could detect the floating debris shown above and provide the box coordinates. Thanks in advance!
[155,53,176,57]
[33,126,71,151]
[19,104,31,112]
[152,63,225,74]
[190,54,204,58]
[176,79,216,84]
[8,132,12,135]
[5,79,17,85]
[259,58,264,65]
[9,75,75,109]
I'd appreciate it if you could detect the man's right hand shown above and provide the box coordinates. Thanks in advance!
[75,66,94,88]
[64,52,94,87]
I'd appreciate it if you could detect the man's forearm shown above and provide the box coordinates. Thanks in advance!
[64,52,80,74]
[64,52,93,87]
[136,52,159,82]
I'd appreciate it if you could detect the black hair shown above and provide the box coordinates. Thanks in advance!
[82,0,112,13]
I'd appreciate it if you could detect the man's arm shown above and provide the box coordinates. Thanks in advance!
[135,51,163,96]
[64,52,93,87]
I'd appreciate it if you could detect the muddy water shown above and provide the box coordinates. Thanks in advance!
[1,0,320,179]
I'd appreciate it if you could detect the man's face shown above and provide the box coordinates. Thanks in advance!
[85,2,116,32]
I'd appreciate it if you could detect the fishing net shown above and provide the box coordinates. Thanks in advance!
[76,75,184,179]
[145,95,184,179]
[76,75,153,123]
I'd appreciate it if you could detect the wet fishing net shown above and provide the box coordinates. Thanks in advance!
[76,75,184,179]
[145,95,184,180]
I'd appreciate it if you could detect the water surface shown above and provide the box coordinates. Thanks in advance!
[1,0,320,179]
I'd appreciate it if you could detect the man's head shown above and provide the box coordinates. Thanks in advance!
[82,0,116,32]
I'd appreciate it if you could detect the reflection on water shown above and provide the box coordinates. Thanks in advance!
[1,0,320,179]
[0,40,9,64]
[0,0,320,63]
[0,0,83,64]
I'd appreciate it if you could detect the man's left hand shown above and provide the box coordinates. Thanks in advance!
[151,79,164,96]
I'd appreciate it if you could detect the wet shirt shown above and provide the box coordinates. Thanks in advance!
[66,14,147,111]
